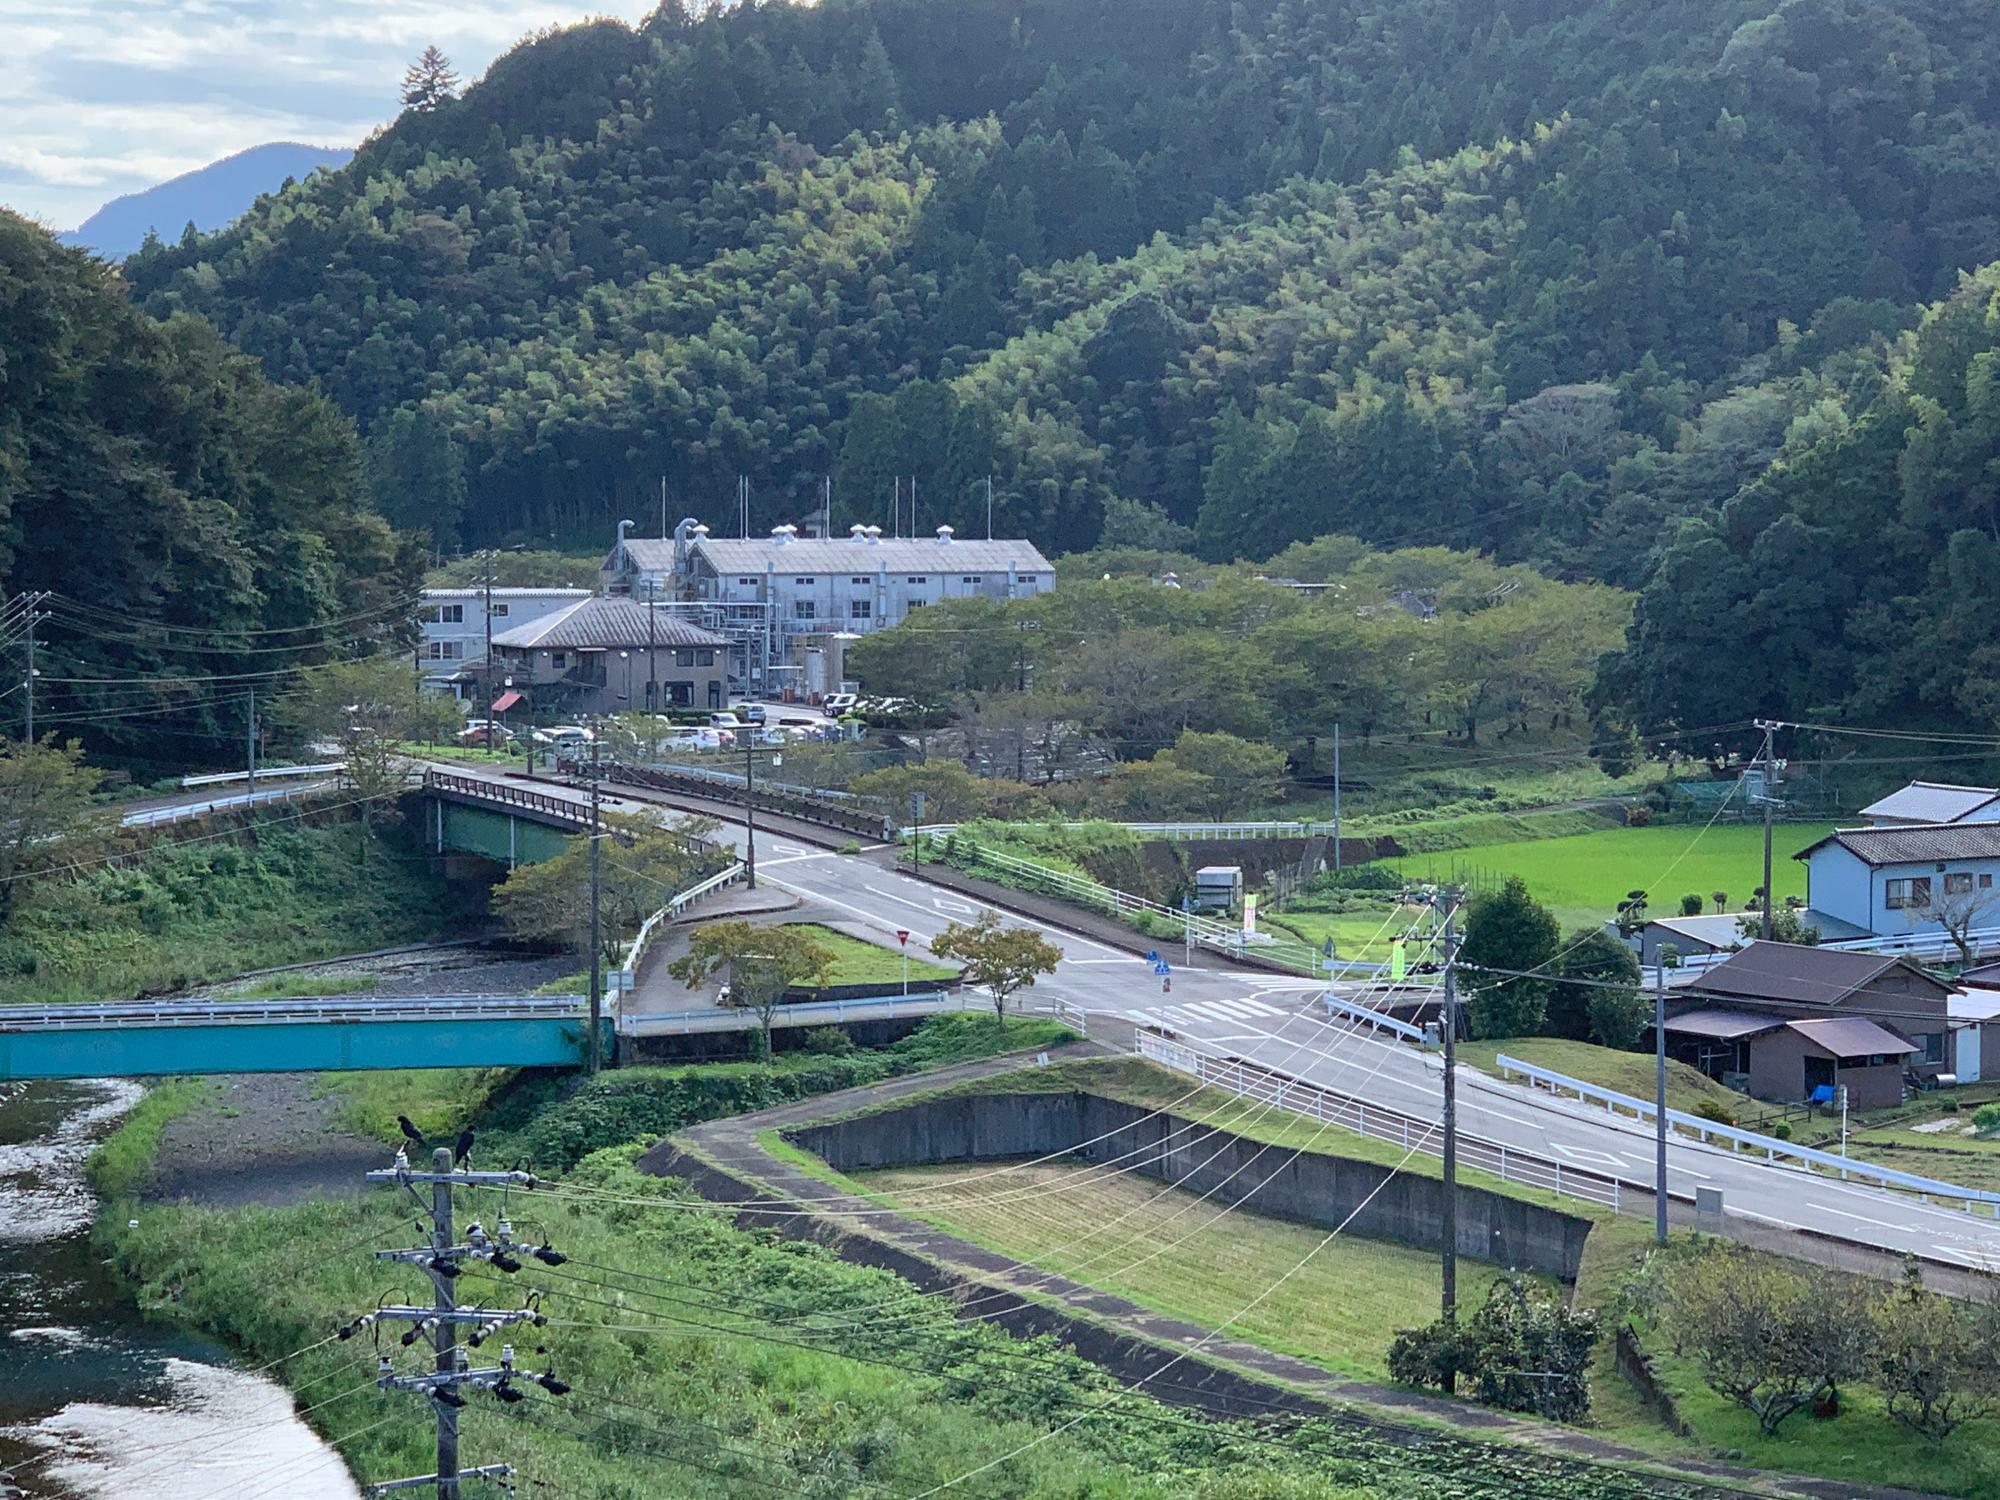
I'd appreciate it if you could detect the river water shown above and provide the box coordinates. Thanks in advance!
[0,1079,361,1500]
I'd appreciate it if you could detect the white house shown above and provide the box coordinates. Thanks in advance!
[420,588,591,699]
[601,519,1055,692]
[1857,781,2000,827]
[1794,823,2000,942]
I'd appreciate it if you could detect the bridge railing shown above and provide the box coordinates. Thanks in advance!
[606,763,892,841]
[1134,1030,1623,1211]
[422,768,592,826]
[182,762,345,788]
[910,820,1334,840]
[0,994,589,1030]
[1494,1053,2000,1215]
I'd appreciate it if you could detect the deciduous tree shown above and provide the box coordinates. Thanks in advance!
[669,920,836,1059]
[930,910,1061,1027]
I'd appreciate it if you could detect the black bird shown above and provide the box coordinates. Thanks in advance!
[397,1116,426,1149]
[454,1128,475,1168]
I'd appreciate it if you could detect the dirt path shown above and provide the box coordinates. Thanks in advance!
[145,1073,387,1210]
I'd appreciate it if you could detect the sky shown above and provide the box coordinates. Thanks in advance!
[0,0,658,229]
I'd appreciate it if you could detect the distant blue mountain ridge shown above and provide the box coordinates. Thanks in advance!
[59,142,352,259]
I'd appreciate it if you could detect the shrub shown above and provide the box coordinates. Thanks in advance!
[1389,1277,1598,1422]
[1680,893,1704,915]
[1972,1103,2000,1138]
[800,1026,856,1056]
[1772,1121,1792,1141]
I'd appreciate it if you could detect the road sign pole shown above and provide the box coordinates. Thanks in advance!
[897,929,911,997]
[1440,890,1460,1378]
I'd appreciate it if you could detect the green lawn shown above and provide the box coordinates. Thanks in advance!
[1376,822,1835,929]
[854,1160,1528,1379]
[1456,1038,1752,1120]
[785,923,956,987]
[1265,905,1425,964]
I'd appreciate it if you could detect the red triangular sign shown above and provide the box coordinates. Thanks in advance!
[896,930,910,946]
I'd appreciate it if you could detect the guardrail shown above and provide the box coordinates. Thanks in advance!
[609,862,747,1000]
[0,994,588,1031]
[1137,1031,1623,1211]
[1494,1053,2000,1215]
[422,768,593,826]
[122,782,336,828]
[182,762,345,788]
[619,990,970,1035]
[1322,991,1429,1043]
[909,820,1335,840]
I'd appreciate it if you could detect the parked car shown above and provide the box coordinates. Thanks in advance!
[457,723,515,746]
[730,702,768,724]
[822,692,858,714]
[532,724,594,747]
[709,712,744,730]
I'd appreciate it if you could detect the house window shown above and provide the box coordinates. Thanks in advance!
[850,599,873,619]
[961,575,983,584]
[794,601,816,619]
[1946,872,1975,895]
[424,641,463,661]
[850,576,870,585]
[794,577,814,586]
[672,648,714,668]
[1885,877,1932,909]
[738,577,758,586]
[1983,874,1995,889]
[490,603,509,618]
[549,652,569,672]
[1924,1032,1947,1063]
[695,649,714,667]
[906,576,928,584]
[424,603,465,624]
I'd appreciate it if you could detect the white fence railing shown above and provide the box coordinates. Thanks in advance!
[181,762,344,788]
[609,862,747,1000]
[1136,1031,1624,1211]
[910,820,1335,841]
[1495,1054,2000,1215]
[1321,992,1429,1043]
[618,990,969,1036]
[122,782,337,828]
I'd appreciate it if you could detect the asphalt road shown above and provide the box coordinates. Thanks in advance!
[426,762,2000,1270]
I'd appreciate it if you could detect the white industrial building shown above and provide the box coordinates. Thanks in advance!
[600,519,1055,692]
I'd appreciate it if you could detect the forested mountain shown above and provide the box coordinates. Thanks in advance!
[0,212,420,769]
[109,0,2000,732]
[58,143,354,260]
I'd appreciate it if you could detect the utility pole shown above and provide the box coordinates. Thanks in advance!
[482,552,497,753]
[986,474,994,541]
[21,592,49,742]
[743,728,757,890]
[359,1148,565,1499]
[587,732,604,1074]
[644,578,659,713]
[908,790,926,878]
[1439,889,1461,1368]
[1654,961,1669,1245]
[246,686,258,794]
[1753,719,1781,941]
[1332,722,1342,873]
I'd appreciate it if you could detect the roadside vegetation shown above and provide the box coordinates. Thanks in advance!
[0,818,477,1004]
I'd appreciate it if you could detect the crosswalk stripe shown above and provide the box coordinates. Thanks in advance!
[1238,998,1283,1017]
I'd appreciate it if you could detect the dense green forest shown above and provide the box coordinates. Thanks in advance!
[0,213,420,768]
[25,0,2000,743]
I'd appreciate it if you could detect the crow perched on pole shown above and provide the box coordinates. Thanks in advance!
[397,1116,425,1149]
[454,1128,475,1168]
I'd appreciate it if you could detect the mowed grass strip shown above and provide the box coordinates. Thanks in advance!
[784,923,957,987]
[1377,822,1834,928]
[853,1159,1527,1379]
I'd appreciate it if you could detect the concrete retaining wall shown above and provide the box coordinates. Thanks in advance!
[787,1089,1593,1281]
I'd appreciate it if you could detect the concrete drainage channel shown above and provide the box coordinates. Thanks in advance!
[639,1055,1935,1500]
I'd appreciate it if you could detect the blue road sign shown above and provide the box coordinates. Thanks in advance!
[1153,960,1172,976]
[1143,951,1160,965]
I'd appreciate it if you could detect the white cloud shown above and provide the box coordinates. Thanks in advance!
[0,0,659,227]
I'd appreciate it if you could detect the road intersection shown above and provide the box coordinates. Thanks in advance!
[431,761,2000,1272]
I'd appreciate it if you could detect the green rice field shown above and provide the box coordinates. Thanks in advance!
[1377,821,1835,930]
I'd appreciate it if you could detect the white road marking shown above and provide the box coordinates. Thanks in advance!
[1237,998,1284,1017]
[1818,1205,1908,1231]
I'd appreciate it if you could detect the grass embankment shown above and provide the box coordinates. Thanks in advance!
[85,1079,210,1198]
[1456,1039,1750,1119]
[0,823,477,1004]
[221,974,382,1000]
[853,1160,1532,1379]
[1376,822,1833,930]
[107,1147,1740,1500]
